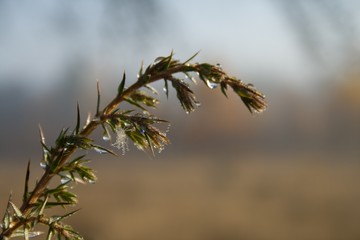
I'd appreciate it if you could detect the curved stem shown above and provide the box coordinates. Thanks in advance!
[1,55,266,238]
[0,63,189,239]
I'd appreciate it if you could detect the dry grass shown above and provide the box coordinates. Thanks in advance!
[1,153,360,240]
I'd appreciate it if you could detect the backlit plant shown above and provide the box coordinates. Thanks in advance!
[0,51,266,239]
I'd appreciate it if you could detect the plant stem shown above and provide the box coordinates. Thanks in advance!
[1,56,266,238]
[0,64,188,239]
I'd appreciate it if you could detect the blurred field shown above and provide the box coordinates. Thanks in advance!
[2,152,360,240]
[1,2,360,239]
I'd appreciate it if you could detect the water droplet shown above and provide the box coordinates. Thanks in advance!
[94,147,108,154]
[206,80,218,89]
[190,77,197,84]
[195,101,201,107]
[61,177,71,184]
[85,112,91,126]
[40,162,47,169]
[102,135,110,141]
[165,124,171,133]
[82,177,96,184]
[28,231,44,238]
[102,130,111,141]
[88,179,96,184]
[140,127,146,134]
[158,146,165,153]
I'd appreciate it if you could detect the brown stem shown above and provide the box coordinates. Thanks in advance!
[1,63,190,239]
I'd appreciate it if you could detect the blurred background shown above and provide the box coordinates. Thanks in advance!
[1,0,360,239]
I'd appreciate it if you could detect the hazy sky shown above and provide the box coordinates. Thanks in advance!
[0,0,359,92]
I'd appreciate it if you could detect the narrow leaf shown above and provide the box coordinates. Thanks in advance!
[118,72,126,96]
[138,60,144,78]
[2,194,13,229]
[24,225,29,240]
[23,160,31,203]
[28,231,44,238]
[46,228,54,240]
[55,209,81,222]
[124,98,148,112]
[183,51,200,65]
[144,133,155,156]
[75,102,81,134]
[145,84,158,95]
[165,50,174,70]
[164,79,169,99]
[36,201,73,208]
[220,81,228,98]
[38,125,50,163]
[96,80,101,116]
[9,201,22,218]
[38,124,46,145]
[39,195,49,215]
[92,144,118,156]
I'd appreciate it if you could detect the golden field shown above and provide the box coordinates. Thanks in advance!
[2,152,360,240]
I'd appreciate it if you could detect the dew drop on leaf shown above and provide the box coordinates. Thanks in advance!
[139,127,146,134]
[158,146,165,154]
[28,231,44,238]
[163,87,168,94]
[102,131,111,141]
[88,179,96,184]
[102,135,110,141]
[94,147,108,154]
[60,177,71,184]
[206,80,218,89]
[40,162,47,169]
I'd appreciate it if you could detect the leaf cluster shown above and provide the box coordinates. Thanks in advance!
[0,51,267,239]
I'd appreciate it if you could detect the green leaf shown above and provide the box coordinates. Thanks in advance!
[184,72,197,84]
[144,84,158,95]
[118,72,126,96]
[171,78,199,113]
[144,133,154,156]
[92,144,117,156]
[9,202,22,218]
[2,194,13,229]
[96,81,101,116]
[39,125,51,164]
[46,228,54,240]
[54,209,81,222]
[46,183,78,205]
[55,128,69,148]
[183,51,200,65]
[164,79,169,99]
[24,225,29,240]
[165,50,174,70]
[23,160,31,203]
[75,103,81,135]
[124,98,148,112]
[67,155,86,166]
[39,195,49,215]
[127,90,159,109]
[138,61,144,78]
[220,81,228,98]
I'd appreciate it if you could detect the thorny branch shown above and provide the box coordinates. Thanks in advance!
[0,52,266,239]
